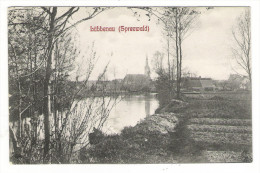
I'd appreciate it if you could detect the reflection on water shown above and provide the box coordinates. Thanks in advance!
[103,93,159,134]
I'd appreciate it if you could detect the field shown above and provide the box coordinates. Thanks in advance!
[183,91,252,162]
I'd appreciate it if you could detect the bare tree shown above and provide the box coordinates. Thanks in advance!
[36,7,107,162]
[231,9,251,84]
[9,8,48,158]
[130,7,199,100]
[8,7,113,163]
[152,51,165,74]
[144,7,199,99]
[164,7,199,99]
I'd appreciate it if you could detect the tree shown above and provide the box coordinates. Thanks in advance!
[151,51,172,106]
[142,7,199,99]
[152,51,165,74]
[231,9,251,84]
[164,7,199,99]
[8,7,48,141]
[36,7,107,162]
[8,7,108,163]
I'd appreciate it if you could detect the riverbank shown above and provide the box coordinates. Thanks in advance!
[74,90,158,99]
[79,92,252,163]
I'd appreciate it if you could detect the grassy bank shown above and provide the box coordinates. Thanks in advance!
[79,91,252,163]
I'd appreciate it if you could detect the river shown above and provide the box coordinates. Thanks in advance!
[9,93,159,147]
[102,93,159,134]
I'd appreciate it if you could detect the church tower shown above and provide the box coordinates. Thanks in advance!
[144,56,151,78]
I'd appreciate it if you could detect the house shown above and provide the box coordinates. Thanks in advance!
[200,79,216,91]
[227,74,251,90]
[240,77,250,90]
[122,74,151,92]
[183,77,216,91]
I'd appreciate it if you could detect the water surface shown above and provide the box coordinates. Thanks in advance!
[103,93,159,134]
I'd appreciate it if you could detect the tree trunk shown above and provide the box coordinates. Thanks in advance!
[175,9,180,99]
[167,33,172,99]
[178,20,183,99]
[9,126,19,154]
[18,82,22,138]
[14,55,23,138]
[43,7,57,163]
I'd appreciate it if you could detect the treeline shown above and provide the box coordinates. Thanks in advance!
[148,8,200,106]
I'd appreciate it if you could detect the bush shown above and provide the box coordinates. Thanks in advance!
[89,128,105,145]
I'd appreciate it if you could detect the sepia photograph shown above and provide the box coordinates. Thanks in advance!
[5,5,255,165]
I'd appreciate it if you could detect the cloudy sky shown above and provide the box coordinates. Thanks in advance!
[72,7,248,80]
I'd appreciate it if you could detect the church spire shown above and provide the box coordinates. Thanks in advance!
[145,55,150,78]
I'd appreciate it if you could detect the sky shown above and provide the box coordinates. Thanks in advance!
[70,7,248,81]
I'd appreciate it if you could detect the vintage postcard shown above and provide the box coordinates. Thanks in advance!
[7,6,253,164]
[1,1,259,172]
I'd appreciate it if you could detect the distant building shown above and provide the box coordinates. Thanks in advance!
[144,55,151,78]
[240,77,250,90]
[227,74,250,90]
[83,56,156,93]
[122,56,152,92]
[123,74,151,92]
[183,77,216,91]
